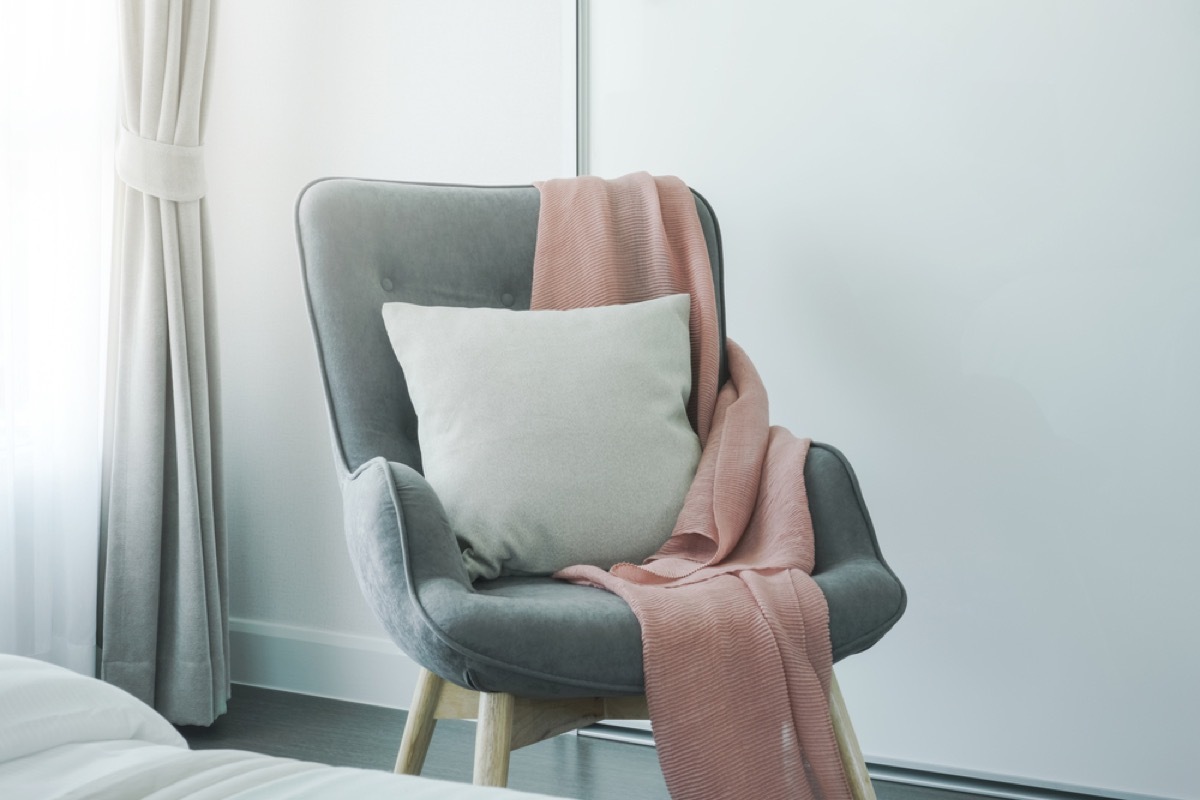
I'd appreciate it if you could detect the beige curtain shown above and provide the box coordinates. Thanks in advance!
[101,0,228,725]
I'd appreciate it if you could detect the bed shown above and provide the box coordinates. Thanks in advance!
[0,655,555,799]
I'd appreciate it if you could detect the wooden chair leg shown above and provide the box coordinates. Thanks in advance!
[400,675,612,787]
[829,671,877,800]
[395,668,446,775]
[473,691,515,787]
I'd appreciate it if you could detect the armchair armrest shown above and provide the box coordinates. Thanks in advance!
[341,457,475,677]
[805,443,907,661]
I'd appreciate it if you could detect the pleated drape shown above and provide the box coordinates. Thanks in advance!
[100,0,228,725]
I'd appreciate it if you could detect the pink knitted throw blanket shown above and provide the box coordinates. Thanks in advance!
[533,173,852,800]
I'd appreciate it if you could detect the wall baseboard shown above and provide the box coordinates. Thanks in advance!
[229,617,418,709]
[866,760,1174,800]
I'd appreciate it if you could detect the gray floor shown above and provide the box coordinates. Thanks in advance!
[176,684,1002,800]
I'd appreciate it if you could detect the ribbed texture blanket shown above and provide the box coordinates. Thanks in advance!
[533,173,852,800]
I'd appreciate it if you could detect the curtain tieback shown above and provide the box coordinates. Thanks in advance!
[116,126,207,202]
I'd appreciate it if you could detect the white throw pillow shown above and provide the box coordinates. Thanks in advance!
[382,293,700,581]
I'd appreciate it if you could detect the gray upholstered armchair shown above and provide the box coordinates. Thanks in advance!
[295,178,906,794]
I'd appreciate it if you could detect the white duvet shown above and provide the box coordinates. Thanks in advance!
[0,655,552,800]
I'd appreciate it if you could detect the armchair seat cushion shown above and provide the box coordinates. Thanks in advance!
[425,577,645,695]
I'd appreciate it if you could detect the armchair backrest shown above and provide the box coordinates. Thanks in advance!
[296,178,726,476]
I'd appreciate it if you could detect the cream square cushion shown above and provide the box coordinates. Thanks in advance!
[381,294,700,581]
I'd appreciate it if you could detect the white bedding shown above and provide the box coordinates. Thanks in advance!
[0,655,553,799]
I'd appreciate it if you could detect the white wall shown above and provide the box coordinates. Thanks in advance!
[202,3,1199,796]
[589,2,1198,799]
[203,0,572,703]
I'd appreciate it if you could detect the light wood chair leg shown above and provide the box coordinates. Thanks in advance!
[472,691,515,787]
[829,671,877,800]
[395,668,446,775]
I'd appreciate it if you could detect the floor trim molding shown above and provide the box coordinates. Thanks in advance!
[229,617,418,709]
[866,760,1172,800]
[578,731,1174,800]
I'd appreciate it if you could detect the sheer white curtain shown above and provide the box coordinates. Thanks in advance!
[0,3,116,675]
